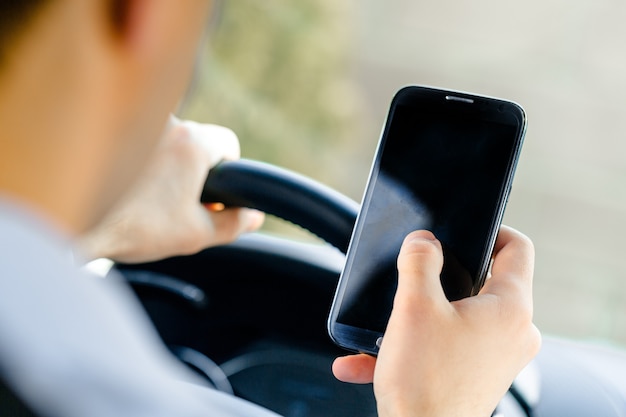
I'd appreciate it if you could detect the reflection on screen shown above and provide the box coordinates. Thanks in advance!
[337,103,518,333]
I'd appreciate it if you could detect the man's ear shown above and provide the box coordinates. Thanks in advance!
[106,0,155,54]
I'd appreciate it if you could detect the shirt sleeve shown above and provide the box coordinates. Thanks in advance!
[0,212,281,417]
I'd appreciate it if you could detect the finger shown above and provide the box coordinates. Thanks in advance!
[492,225,533,266]
[480,226,534,300]
[180,120,241,167]
[332,354,377,384]
[395,230,446,308]
[202,207,265,246]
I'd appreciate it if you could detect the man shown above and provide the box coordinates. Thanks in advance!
[0,1,540,416]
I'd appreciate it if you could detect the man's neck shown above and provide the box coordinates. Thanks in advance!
[0,13,100,236]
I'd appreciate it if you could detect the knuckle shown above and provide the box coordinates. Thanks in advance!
[526,324,542,357]
[205,125,240,154]
[392,292,442,318]
[398,242,443,276]
[219,127,241,160]
[517,232,535,255]
[193,123,241,164]
[215,125,238,142]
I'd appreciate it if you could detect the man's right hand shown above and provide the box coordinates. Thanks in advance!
[333,226,541,417]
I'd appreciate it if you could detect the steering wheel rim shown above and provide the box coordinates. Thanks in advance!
[201,159,359,253]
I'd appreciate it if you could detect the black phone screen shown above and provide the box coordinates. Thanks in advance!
[332,88,525,338]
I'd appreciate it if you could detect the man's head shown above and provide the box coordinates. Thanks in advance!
[0,0,212,234]
[0,1,46,63]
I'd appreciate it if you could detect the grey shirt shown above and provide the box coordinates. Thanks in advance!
[0,198,279,417]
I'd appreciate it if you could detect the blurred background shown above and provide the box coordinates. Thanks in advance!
[182,0,626,348]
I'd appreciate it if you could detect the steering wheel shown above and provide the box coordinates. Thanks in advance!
[200,159,359,253]
[116,159,610,417]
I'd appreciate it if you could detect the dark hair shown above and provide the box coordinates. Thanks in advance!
[0,1,48,63]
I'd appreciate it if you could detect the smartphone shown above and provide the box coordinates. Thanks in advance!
[327,86,526,355]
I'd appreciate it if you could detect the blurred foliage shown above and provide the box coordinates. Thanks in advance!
[180,0,364,240]
[182,0,363,186]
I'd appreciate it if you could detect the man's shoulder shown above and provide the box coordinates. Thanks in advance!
[0,199,281,417]
[0,197,72,268]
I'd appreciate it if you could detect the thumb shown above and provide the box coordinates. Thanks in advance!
[395,230,446,305]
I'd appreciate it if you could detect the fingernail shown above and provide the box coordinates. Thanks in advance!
[408,230,437,242]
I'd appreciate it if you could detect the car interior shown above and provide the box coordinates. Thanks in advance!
[116,159,626,417]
